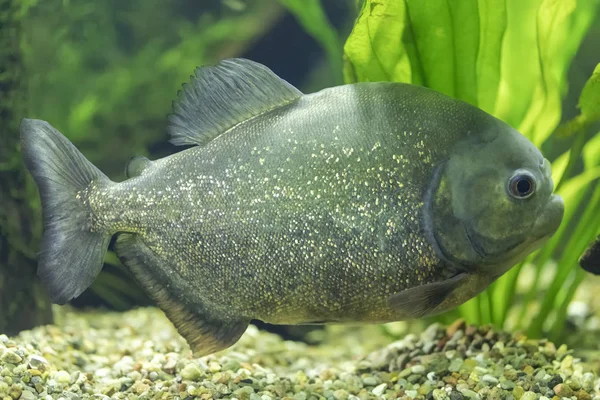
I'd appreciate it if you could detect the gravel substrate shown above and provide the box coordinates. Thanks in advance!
[1,306,599,400]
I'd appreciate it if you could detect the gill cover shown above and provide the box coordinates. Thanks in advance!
[425,125,563,272]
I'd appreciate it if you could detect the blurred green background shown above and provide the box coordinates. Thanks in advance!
[1,0,600,356]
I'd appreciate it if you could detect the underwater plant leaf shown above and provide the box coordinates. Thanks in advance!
[23,0,282,178]
[343,0,420,84]
[343,0,481,105]
[583,132,600,169]
[277,0,343,84]
[474,0,507,113]
[579,63,600,123]
[527,180,600,337]
[550,149,570,186]
[344,0,597,147]
[554,64,600,139]
[509,0,598,147]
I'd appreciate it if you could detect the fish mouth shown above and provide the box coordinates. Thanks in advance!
[463,193,564,268]
[532,193,564,240]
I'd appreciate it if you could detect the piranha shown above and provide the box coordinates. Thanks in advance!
[580,235,600,275]
[21,58,564,357]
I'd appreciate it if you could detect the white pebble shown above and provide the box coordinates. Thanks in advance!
[28,355,49,369]
[411,365,425,374]
[55,370,71,384]
[372,383,387,396]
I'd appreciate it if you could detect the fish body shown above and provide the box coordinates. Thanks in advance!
[20,59,564,356]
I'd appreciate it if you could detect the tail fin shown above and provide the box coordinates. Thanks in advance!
[20,118,112,304]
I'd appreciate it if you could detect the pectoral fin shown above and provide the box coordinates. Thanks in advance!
[388,272,469,319]
[115,233,249,357]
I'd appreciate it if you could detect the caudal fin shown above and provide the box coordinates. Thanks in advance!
[20,118,112,304]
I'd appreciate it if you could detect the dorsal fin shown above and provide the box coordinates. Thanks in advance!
[167,58,303,147]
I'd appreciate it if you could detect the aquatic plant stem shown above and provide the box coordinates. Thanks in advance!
[527,182,600,338]
[556,128,588,192]
[548,269,586,342]
[277,0,344,84]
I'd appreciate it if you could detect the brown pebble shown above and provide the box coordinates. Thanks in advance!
[465,326,478,336]
[443,375,457,385]
[446,319,466,337]
[554,383,574,397]
[575,389,592,400]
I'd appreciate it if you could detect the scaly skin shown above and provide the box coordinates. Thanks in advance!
[84,82,504,324]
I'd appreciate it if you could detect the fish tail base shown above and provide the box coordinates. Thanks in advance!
[20,118,112,304]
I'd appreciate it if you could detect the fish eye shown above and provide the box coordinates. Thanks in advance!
[508,173,535,199]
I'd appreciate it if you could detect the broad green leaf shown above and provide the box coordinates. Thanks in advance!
[553,63,600,138]
[475,0,506,113]
[344,0,481,104]
[579,63,600,123]
[528,180,600,337]
[583,132,600,169]
[277,0,343,84]
[550,149,569,184]
[557,168,600,208]
[343,1,420,84]
[344,0,598,147]
[510,0,597,146]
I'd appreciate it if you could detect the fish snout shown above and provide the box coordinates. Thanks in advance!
[533,194,564,240]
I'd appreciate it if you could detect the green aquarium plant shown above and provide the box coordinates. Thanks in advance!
[276,0,344,84]
[341,0,600,340]
[20,0,287,311]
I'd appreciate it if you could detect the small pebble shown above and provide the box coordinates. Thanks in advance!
[433,388,450,400]
[411,365,425,374]
[482,374,499,385]
[520,391,537,400]
[362,376,378,386]
[553,383,574,397]
[55,370,71,384]
[0,307,597,400]
[1,350,22,364]
[27,355,48,370]
[372,383,387,396]
[19,390,37,400]
[180,363,203,381]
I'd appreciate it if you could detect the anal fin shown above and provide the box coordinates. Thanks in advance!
[114,233,249,357]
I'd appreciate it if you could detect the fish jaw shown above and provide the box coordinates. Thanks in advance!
[532,194,564,242]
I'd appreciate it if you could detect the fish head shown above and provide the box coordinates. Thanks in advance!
[425,122,564,276]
